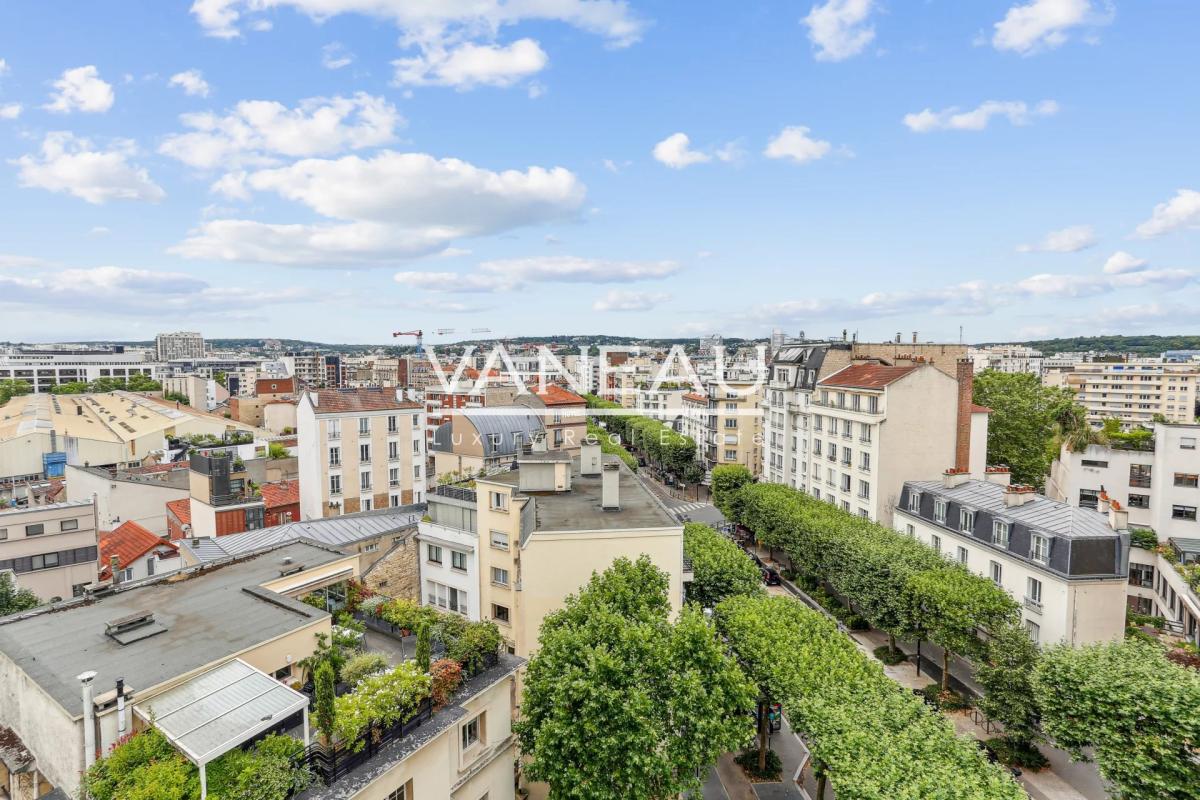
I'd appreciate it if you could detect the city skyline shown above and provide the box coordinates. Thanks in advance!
[0,1,1198,342]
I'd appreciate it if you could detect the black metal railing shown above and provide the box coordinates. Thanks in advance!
[296,696,436,786]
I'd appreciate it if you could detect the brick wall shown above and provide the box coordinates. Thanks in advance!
[363,535,420,601]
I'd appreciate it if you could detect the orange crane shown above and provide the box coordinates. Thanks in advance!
[392,329,424,352]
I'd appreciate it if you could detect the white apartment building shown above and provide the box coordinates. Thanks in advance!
[1063,359,1199,426]
[1128,539,1200,646]
[0,348,162,393]
[968,344,1044,375]
[417,518,481,620]
[800,360,986,525]
[631,385,687,425]
[895,476,1129,647]
[154,331,206,362]
[0,499,99,602]
[297,388,426,519]
[1048,421,1200,539]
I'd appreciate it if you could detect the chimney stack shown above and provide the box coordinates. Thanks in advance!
[1109,499,1129,532]
[580,441,602,476]
[601,461,620,509]
[954,358,973,474]
[109,555,121,585]
[116,677,127,736]
[983,466,1011,486]
[79,671,98,769]
[1003,484,1038,507]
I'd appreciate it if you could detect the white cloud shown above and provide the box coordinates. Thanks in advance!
[652,133,710,169]
[763,126,833,164]
[1017,224,1096,253]
[528,81,546,99]
[190,0,646,47]
[0,58,8,77]
[904,100,1058,132]
[321,42,355,70]
[395,256,679,293]
[172,151,586,265]
[593,289,670,312]
[0,103,20,120]
[992,0,1114,55]
[209,171,251,200]
[44,66,114,113]
[1102,251,1147,275]
[1134,189,1200,239]
[159,92,402,169]
[89,226,111,237]
[394,39,547,89]
[803,0,876,62]
[168,69,211,97]
[12,132,165,205]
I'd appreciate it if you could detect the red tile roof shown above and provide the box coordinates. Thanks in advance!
[308,389,421,413]
[528,383,585,406]
[99,521,178,579]
[256,377,296,395]
[818,363,917,389]
[166,498,191,525]
[260,480,299,510]
[682,392,709,403]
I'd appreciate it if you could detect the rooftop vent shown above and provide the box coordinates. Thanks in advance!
[279,560,305,577]
[601,461,620,510]
[105,610,167,645]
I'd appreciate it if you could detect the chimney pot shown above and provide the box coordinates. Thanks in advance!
[601,461,620,509]
[109,554,121,584]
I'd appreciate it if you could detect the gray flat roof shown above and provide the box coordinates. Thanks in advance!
[180,506,423,562]
[485,458,677,533]
[0,499,93,518]
[0,541,337,713]
[906,480,1120,539]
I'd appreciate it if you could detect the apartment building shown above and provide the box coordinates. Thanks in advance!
[895,476,1129,646]
[0,347,162,394]
[64,463,190,537]
[162,373,226,412]
[0,499,98,601]
[297,388,426,519]
[801,360,987,524]
[0,541,355,798]
[97,520,182,582]
[1128,538,1200,646]
[1063,360,1199,426]
[422,442,684,658]
[1048,421,1200,539]
[632,385,687,425]
[431,410,544,478]
[968,344,1044,375]
[515,384,587,451]
[425,378,517,449]
[761,341,968,490]
[154,331,206,362]
[694,375,763,478]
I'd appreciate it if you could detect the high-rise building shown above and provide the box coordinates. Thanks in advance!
[154,331,206,362]
[1061,360,1199,427]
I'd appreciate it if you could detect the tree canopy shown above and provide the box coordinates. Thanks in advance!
[516,556,755,800]
[0,378,31,406]
[0,571,40,616]
[583,394,701,482]
[683,522,763,607]
[710,464,753,519]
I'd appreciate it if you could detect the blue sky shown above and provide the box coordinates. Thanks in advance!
[0,0,1197,345]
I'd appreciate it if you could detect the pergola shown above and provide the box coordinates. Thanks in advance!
[133,658,309,799]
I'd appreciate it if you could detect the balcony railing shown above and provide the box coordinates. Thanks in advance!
[1023,597,1043,615]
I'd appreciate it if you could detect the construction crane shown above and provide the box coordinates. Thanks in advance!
[392,329,424,352]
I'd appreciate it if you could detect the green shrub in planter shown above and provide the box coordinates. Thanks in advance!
[873,645,907,665]
[986,737,1049,770]
[734,747,782,781]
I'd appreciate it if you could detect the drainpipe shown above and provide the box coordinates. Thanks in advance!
[116,677,127,737]
[78,671,98,769]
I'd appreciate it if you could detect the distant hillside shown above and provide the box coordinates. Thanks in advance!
[1013,335,1200,355]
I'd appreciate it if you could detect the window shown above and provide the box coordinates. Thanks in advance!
[387,415,398,433]
[959,508,975,533]
[389,441,400,461]
[860,451,870,471]
[362,498,373,511]
[1081,459,1109,468]
[989,561,1002,584]
[273,664,293,681]
[389,467,400,487]
[1078,489,1099,510]
[491,566,509,586]
[391,494,401,508]
[461,716,481,749]
[329,446,341,467]
[412,413,420,428]
[328,419,341,440]
[813,440,822,456]
[931,534,941,553]
[0,528,6,541]
[427,544,443,564]
[60,519,79,532]
[1175,473,1199,488]
[905,523,915,537]
[957,546,969,564]
[490,530,509,549]
[25,523,44,537]
[907,491,920,512]
[330,474,342,495]
[725,449,738,461]
[1025,619,1040,644]
[1182,437,1197,450]
[828,443,837,461]
[724,418,738,429]
[1129,464,1152,488]
[858,480,870,499]
[1128,494,1150,509]
[360,471,371,491]
[1030,533,1050,564]
[119,567,133,582]
[1027,577,1043,607]
[489,491,508,511]
[412,439,421,454]
[492,603,510,624]
[362,543,379,553]
[840,473,851,492]
[933,499,947,524]
[427,582,468,614]
[992,520,1010,548]
[1129,562,1154,587]
[1172,505,1198,521]
[842,419,853,438]
[451,550,467,571]
[358,417,370,435]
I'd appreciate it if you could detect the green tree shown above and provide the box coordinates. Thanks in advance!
[415,619,432,672]
[683,522,762,607]
[1034,639,1200,800]
[50,381,90,394]
[332,662,431,749]
[125,374,162,392]
[314,660,336,746]
[0,572,40,616]
[341,651,389,687]
[163,391,190,405]
[975,619,1041,747]
[973,370,1087,488]
[267,441,290,459]
[516,556,755,800]
[710,463,753,518]
[0,378,31,406]
[907,567,1017,693]
[214,371,228,388]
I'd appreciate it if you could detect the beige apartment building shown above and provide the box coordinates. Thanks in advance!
[423,442,684,658]
[802,360,987,525]
[297,389,426,519]
[1063,360,1199,427]
[0,499,99,602]
[696,375,763,478]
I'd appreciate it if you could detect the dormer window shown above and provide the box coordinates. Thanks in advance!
[992,520,1010,548]
[959,509,975,533]
[933,499,947,524]
[908,491,920,512]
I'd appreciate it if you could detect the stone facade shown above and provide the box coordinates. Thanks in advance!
[363,535,420,600]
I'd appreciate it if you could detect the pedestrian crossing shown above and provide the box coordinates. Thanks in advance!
[672,501,711,513]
